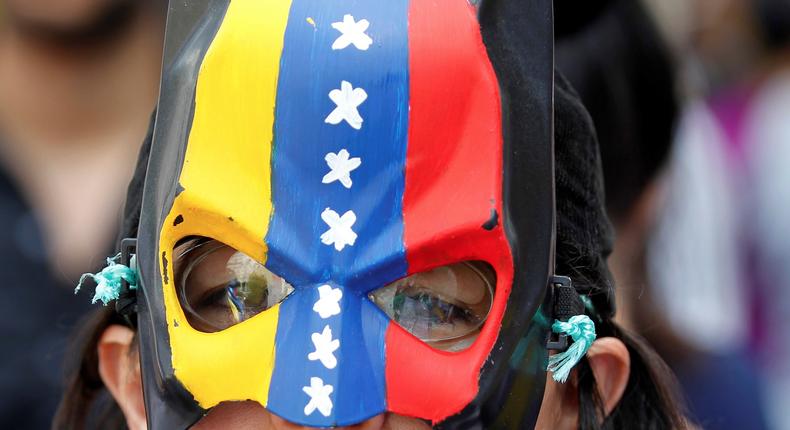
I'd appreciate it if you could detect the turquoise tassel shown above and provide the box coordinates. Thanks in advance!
[75,254,137,306]
[547,315,596,383]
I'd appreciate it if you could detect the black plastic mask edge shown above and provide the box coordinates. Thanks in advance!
[137,1,231,428]
[437,0,555,428]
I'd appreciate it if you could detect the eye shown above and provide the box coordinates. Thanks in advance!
[368,262,495,351]
[174,238,294,333]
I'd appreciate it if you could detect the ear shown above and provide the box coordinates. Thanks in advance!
[97,324,147,430]
[586,337,631,416]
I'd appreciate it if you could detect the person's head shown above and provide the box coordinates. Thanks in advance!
[56,0,688,428]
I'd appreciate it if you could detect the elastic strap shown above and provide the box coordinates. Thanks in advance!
[546,276,597,383]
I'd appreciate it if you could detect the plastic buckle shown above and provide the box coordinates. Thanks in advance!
[546,276,573,351]
[116,238,138,327]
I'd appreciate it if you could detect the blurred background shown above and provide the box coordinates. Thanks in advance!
[0,0,787,428]
[0,0,164,428]
[557,0,790,428]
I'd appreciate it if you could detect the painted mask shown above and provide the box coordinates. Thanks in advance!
[133,0,555,427]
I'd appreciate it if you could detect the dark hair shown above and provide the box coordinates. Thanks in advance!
[54,76,689,430]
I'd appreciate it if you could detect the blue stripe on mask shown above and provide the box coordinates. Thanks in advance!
[264,0,410,426]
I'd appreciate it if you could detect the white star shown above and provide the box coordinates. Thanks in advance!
[320,208,357,251]
[322,149,361,189]
[325,81,367,130]
[331,14,373,51]
[307,325,340,369]
[303,377,334,417]
[313,284,343,318]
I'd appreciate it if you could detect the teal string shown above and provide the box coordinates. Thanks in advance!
[580,294,594,313]
[75,254,137,306]
[547,314,596,383]
[579,294,603,323]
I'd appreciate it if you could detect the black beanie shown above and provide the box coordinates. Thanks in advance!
[554,72,616,319]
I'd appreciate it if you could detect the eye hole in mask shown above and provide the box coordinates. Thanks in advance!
[368,262,495,352]
[175,238,294,333]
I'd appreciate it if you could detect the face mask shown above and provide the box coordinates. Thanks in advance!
[130,0,556,427]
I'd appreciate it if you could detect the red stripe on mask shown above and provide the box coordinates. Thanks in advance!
[385,0,514,422]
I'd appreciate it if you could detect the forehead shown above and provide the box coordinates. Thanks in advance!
[168,0,504,282]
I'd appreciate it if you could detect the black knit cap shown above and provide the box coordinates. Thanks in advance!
[120,73,616,321]
[553,72,616,319]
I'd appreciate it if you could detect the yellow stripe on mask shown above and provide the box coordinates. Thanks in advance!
[158,0,293,409]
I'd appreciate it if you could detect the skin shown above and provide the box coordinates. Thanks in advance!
[98,325,629,429]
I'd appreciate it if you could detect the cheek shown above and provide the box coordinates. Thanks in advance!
[534,372,577,430]
[534,375,560,428]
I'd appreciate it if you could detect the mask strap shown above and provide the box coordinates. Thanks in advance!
[545,276,597,383]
